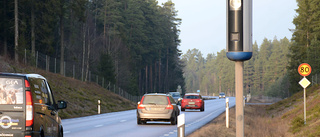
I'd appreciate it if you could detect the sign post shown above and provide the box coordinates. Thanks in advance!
[298,63,311,125]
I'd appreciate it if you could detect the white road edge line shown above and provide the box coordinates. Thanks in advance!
[94,124,103,128]
[64,131,70,134]
[120,120,127,122]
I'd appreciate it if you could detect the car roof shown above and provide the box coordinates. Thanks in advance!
[0,73,45,80]
[144,93,168,96]
[185,93,200,95]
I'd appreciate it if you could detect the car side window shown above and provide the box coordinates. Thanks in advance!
[44,81,55,106]
[169,96,176,104]
[40,80,51,105]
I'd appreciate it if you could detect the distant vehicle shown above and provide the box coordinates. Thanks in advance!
[168,92,182,105]
[136,93,180,125]
[0,73,67,137]
[219,92,226,99]
[181,93,204,111]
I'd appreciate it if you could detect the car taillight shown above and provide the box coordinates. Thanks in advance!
[137,104,145,109]
[26,91,33,127]
[166,105,174,110]
[137,96,145,109]
[166,97,173,109]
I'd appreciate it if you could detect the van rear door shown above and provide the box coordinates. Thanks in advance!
[0,77,25,136]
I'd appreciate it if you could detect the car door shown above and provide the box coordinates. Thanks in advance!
[40,79,59,136]
[45,81,60,136]
[169,96,179,116]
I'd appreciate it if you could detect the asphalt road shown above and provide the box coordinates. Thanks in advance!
[62,97,236,137]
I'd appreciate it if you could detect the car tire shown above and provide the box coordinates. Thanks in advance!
[170,116,177,125]
[181,108,185,111]
[59,126,63,137]
[200,106,204,111]
[137,118,143,125]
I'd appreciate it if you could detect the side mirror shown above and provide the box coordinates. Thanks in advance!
[57,100,67,109]
[137,101,140,105]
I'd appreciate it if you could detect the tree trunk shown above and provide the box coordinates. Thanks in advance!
[166,48,169,91]
[150,64,153,92]
[145,65,148,93]
[60,14,64,75]
[85,27,91,82]
[31,1,35,57]
[82,23,86,81]
[159,50,161,92]
[14,0,19,63]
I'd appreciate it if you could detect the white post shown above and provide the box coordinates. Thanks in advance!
[226,98,229,128]
[177,114,185,137]
[243,96,246,107]
[98,100,101,114]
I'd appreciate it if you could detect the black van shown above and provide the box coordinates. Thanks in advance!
[0,73,67,137]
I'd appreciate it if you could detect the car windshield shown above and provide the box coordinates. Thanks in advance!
[143,95,168,105]
[171,93,180,97]
[220,93,225,95]
[184,95,199,99]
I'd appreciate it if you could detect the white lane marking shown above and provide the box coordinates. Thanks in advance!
[169,132,174,134]
[173,130,177,132]
[120,120,127,122]
[64,131,70,134]
[164,134,170,136]
[94,124,103,128]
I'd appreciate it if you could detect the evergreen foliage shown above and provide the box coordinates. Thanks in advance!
[182,38,291,98]
[0,0,184,96]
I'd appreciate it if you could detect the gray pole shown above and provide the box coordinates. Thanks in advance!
[304,76,306,125]
[235,61,244,137]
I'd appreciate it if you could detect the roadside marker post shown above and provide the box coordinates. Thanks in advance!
[177,114,185,137]
[226,98,229,128]
[298,63,311,125]
[98,100,101,114]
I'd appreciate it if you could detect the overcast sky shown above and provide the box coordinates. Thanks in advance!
[157,0,298,57]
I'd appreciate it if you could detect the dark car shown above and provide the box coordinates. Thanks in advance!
[181,93,204,111]
[168,92,182,105]
[136,93,180,125]
[0,73,67,137]
[219,92,226,99]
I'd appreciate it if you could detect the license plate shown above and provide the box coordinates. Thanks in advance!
[189,102,195,104]
[150,108,163,111]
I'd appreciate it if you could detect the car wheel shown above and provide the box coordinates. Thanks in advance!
[170,116,177,125]
[200,106,204,111]
[137,118,143,125]
[59,126,63,137]
[181,108,185,111]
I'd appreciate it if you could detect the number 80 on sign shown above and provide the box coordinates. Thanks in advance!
[298,63,312,77]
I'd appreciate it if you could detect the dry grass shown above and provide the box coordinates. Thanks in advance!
[0,56,136,119]
[188,99,293,137]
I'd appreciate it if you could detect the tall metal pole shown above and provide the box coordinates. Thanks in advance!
[304,76,306,125]
[235,61,244,137]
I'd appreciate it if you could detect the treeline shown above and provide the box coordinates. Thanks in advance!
[0,0,185,96]
[182,38,291,98]
[288,0,320,94]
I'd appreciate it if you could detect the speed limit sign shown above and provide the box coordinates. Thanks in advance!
[298,63,311,77]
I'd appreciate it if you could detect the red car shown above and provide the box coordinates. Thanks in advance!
[181,93,204,111]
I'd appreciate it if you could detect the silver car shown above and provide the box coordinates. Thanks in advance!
[136,93,180,125]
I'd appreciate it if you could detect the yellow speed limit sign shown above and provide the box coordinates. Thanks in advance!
[298,63,311,77]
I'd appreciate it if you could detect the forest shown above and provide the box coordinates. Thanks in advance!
[0,0,185,96]
[182,38,291,98]
[183,0,320,98]
[2,0,320,98]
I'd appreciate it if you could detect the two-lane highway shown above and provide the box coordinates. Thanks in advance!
[62,97,235,137]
